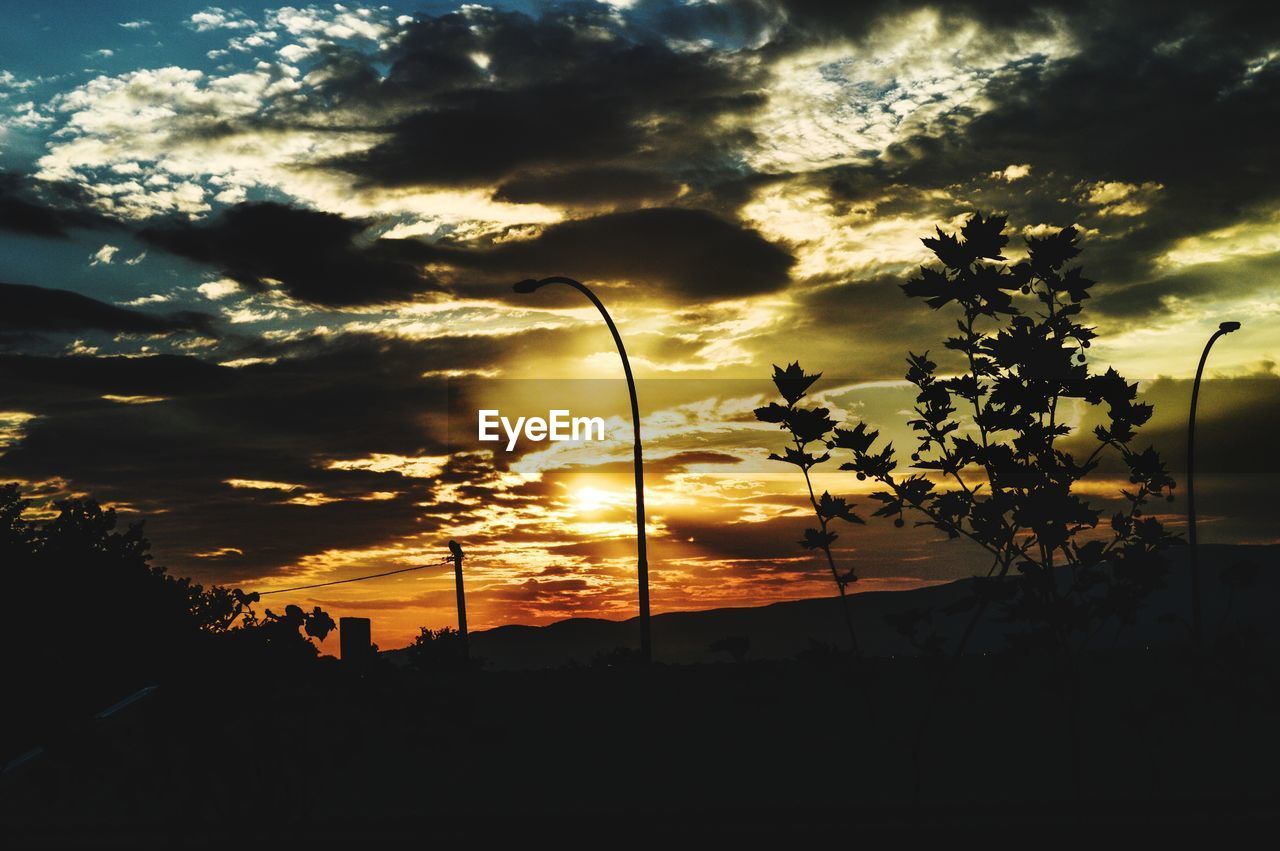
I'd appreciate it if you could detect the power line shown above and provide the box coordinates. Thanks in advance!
[255,560,449,596]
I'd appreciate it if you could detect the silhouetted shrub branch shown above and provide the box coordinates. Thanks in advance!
[755,363,865,657]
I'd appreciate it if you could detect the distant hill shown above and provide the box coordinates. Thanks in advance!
[383,544,1279,669]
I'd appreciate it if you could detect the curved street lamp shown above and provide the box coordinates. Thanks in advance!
[1187,320,1241,648]
[513,276,651,662]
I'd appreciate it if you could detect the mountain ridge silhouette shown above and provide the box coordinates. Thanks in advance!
[382,543,1277,669]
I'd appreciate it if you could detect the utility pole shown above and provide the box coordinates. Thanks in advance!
[448,539,469,659]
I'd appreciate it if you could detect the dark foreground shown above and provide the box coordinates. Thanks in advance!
[3,642,1279,843]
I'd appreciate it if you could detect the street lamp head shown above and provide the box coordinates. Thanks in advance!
[1219,321,1241,334]
[513,278,544,294]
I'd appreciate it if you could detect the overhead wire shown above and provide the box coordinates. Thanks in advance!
[254,558,452,596]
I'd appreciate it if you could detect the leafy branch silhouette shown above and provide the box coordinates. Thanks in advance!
[755,363,865,657]
[834,215,1177,654]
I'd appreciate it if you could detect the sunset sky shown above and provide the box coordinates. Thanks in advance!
[1,0,1277,650]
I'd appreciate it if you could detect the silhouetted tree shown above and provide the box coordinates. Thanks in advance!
[0,485,334,752]
[406,625,471,673]
[755,363,865,656]
[780,214,1179,807]
[190,585,262,633]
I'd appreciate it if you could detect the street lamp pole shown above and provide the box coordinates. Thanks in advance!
[1187,320,1240,648]
[513,276,651,662]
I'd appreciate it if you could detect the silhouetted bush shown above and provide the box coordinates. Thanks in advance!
[0,484,333,753]
[406,626,473,673]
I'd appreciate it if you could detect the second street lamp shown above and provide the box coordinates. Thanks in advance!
[1187,319,1241,649]
[513,276,652,663]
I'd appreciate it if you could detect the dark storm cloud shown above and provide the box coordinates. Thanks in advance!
[305,0,1280,285]
[320,6,766,202]
[810,0,1280,296]
[1097,253,1280,321]
[0,352,228,405]
[1139,376,1280,477]
[628,330,712,364]
[492,167,682,207]
[637,0,785,46]
[140,202,442,308]
[546,450,745,480]
[424,207,795,301]
[638,0,1055,53]
[0,171,114,238]
[0,281,215,336]
[744,272,957,379]
[967,8,1280,268]
[769,0,1063,40]
[1063,374,1280,477]
[1055,372,1280,542]
[0,326,593,582]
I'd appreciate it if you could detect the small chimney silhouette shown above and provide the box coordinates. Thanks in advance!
[340,616,372,664]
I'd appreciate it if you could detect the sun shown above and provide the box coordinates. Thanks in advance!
[570,486,614,514]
